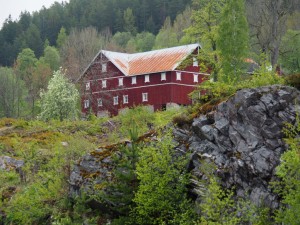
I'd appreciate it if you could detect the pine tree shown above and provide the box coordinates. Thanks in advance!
[217,0,249,83]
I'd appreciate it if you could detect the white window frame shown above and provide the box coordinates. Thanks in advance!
[142,93,148,102]
[97,98,103,107]
[118,77,123,86]
[145,74,150,83]
[193,74,198,83]
[85,82,90,90]
[102,79,107,88]
[193,57,198,67]
[102,63,107,72]
[123,95,128,104]
[176,72,181,81]
[84,100,89,109]
[113,96,118,105]
[161,72,166,81]
[131,76,137,84]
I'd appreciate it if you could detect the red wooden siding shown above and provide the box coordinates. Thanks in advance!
[79,44,210,116]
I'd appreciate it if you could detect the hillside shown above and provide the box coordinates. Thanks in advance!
[1,83,300,224]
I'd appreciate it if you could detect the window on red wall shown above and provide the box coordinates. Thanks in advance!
[193,74,198,83]
[102,63,107,72]
[97,98,103,107]
[113,96,118,105]
[123,95,128,104]
[84,100,89,108]
[145,75,150,83]
[142,93,148,102]
[161,72,166,81]
[176,72,181,81]
[102,80,107,88]
[132,76,137,84]
[119,78,123,86]
[85,82,90,90]
[193,57,198,66]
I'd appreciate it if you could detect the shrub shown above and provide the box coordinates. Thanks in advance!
[285,73,300,90]
[273,117,300,224]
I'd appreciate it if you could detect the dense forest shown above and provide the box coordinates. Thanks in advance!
[0,0,191,66]
[0,0,300,224]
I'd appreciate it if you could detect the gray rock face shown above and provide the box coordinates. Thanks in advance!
[69,148,115,197]
[0,156,24,171]
[175,85,300,208]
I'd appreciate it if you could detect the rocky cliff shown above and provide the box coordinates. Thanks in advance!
[174,85,300,208]
[70,85,300,209]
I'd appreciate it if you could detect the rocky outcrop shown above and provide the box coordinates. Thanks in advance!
[0,156,24,171]
[69,147,115,196]
[69,131,157,199]
[174,85,300,208]
[70,85,300,210]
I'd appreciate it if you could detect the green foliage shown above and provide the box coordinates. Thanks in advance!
[132,132,195,225]
[15,48,37,80]
[217,0,249,82]
[0,117,98,224]
[135,32,155,52]
[112,32,134,49]
[273,117,300,224]
[43,45,60,71]
[185,0,224,47]
[96,122,141,222]
[153,17,179,49]
[279,29,300,74]
[39,68,79,121]
[194,160,268,225]
[123,8,137,35]
[117,106,155,138]
[285,73,300,89]
[56,27,67,49]
[192,63,285,108]
[0,67,27,118]
[5,171,63,224]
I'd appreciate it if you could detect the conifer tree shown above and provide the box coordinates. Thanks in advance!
[217,0,249,83]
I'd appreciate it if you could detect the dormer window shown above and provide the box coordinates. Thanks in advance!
[161,72,166,81]
[102,80,107,88]
[193,74,198,83]
[102,63,107,72]
[119,78,123,86]
[193,57,198,67]
[85,82,90,90]
[176,72,181,81]
[145,74,150,83]
[132,76,137,84]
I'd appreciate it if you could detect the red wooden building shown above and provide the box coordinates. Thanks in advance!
[77,43,210,117]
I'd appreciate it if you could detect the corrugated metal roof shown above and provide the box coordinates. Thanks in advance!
[102,43,200,76]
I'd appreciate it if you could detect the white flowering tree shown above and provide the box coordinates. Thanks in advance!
[39,68,79,121]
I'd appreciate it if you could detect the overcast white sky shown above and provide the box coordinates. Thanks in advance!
[0,0,69,28]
